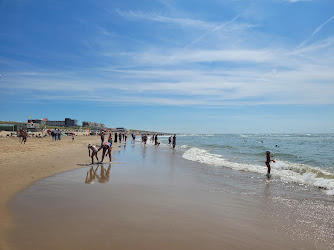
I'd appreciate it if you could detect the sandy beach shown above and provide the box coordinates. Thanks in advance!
[0,135,122,250]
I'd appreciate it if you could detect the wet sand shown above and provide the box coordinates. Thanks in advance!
[0,135,122,250]
[9,143,334,250]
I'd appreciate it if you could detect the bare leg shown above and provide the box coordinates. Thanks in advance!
[108,148,112,163]
[266,162,271,174]
[101,148,107,162]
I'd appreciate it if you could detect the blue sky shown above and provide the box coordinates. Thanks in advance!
[0,0,333,133]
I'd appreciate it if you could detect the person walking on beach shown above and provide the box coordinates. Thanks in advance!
[57,129,61,141]
[72,133,75,141]
[19,128,27,144]
[108,133,113,143]
[99,142,112,164]
[265,151,275,177]
[114,132,118,143]
[172,134,176,149]
[100,131,105,145]
[51,130,55,141]
[119,133,122,143]
[53,129,57,141]
[88,144,99,164]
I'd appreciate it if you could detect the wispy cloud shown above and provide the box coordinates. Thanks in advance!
[1,1,334,109]
[184,14,241,48]
[116,9,216,29]
[298,15,334,48]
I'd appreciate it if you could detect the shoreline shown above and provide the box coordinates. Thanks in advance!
[8,142,334,249]
[0,135,123,250]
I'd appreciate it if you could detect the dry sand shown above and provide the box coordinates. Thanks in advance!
[0,135,122,250]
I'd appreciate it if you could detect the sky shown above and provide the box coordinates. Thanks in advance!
[0,0,333,133]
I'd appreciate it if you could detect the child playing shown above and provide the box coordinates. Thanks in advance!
[265,151,275,177]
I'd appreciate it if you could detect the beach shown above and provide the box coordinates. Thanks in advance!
[0,135,122,250]
[3,135,334,250]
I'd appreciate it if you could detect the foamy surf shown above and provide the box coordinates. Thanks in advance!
[182,147,334,195]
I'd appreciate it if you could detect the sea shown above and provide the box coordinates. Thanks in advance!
[156,133,334,196]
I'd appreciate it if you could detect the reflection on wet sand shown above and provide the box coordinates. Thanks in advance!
[96,165,111,183]
[85,164,111,184]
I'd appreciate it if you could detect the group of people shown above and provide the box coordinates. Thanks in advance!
[88,141,112,164]
[89,131,128,165]
[100,131,127,144]
[141,134,176,148]
[89,132,177,164]
[51,129,62,141]
[168,135,177,149]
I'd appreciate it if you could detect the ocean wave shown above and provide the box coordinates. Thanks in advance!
[206,144,235,149]
[182,147,334,195]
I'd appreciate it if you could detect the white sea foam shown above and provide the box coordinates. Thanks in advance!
[182,147,334,195]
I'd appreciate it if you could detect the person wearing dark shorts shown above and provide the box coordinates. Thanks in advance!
[99,142,112,163]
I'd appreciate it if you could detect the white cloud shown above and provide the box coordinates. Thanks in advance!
[116,9,216,30]
[2,2,334,108]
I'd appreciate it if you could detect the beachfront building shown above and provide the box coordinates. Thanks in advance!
[82,121,105,128]
[27,118,78,127]
[27,119,45,125]
[0,123,26,132]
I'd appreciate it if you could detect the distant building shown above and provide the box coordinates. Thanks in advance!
[28,119,45,125]
[28,118,78,127]
[111,127,126,132]
[27,123,40,129]
[46,120,65,126]
[65,118,78,127]
[0,123,26,131]
[82,121,105,128]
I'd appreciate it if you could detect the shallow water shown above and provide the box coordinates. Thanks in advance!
[10,141,334,249]
[161,134,334,195]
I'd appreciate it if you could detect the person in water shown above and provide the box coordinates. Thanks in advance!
[88,144,99,164]
[265,151,275,177]
[99,142,112,163]
[172,134,176,149]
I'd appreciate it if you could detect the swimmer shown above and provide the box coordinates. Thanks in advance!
[99,142,112,163]
[88,144,99,164]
